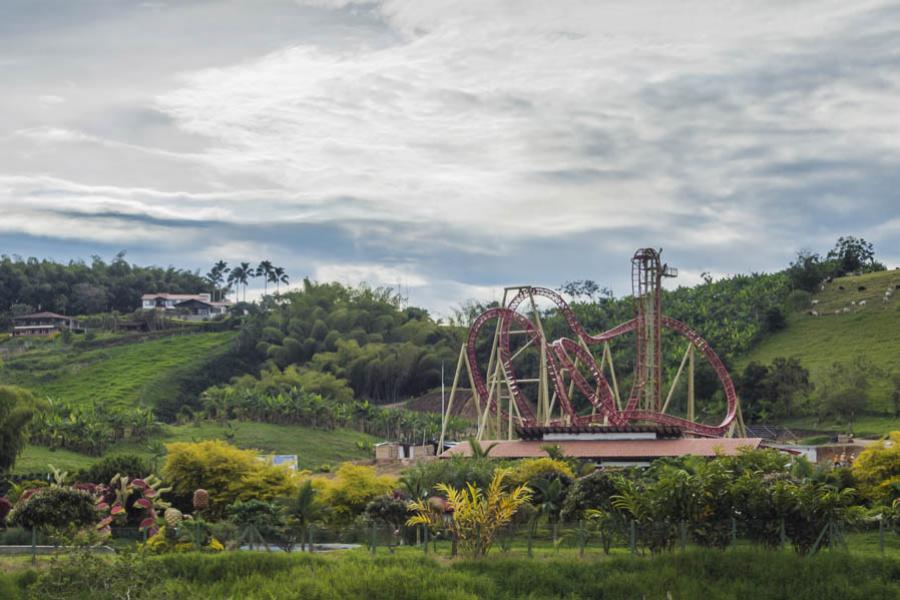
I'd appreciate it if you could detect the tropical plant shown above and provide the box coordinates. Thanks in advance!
[406,468,532,558]
[282,480,326,550]
[0,385,40,472]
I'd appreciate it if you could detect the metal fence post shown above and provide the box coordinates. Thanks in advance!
[424,526,429,555]
[578,520,586,558]
[731,517,736,547]
[679,521,687,551]
[31,528,37,567]
[629,520,636,555]
[879,515,885,555]
[370,524,377,555]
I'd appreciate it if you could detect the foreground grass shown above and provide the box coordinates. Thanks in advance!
[4,548,897,600]
[15,421,378,473]
[0,330,236,412]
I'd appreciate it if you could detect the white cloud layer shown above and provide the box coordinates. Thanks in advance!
[1,0,900,314]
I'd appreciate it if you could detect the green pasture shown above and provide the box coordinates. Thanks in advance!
[0,330,236,412]
[14,421,378,474]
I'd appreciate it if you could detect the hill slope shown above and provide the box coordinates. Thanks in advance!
[0,330,237,412]
[741,269,900,425]
[13,421,376,474]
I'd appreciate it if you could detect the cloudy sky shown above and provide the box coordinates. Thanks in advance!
[2,0,900,315]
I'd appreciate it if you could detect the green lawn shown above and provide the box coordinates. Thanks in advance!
[14,421,378,474]
[779,415,899,437]
[0,331,236,412]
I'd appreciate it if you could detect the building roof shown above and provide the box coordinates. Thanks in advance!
[142,293,208,301]
[143,293,232,305]
[12,311,72,321]
[440,437,763,459]
[517,424,683,440]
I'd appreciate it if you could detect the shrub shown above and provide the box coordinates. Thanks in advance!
[364,492,410,529]
[509,457,574,486]
[75,454,150,485]
[315,463,395,525]
[162,440,298,519]
[9,487,97,530]
[851,431,900,505]
[227,499,286,541]
[28,546,159,600]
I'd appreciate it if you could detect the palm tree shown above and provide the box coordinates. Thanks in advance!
[205,261,229,302]
[531,477,566,545]
[283,480,326,551]
[274,266,289,293]
[227,262,251,302]
[467,437,498,459]
[256,260,275,296]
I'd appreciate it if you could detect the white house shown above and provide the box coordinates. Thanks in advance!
[140,293,231,320]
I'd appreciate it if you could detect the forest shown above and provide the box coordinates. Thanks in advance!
[0,252,206,327]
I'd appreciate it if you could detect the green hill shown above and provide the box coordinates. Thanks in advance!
[13,421,376,474]
[0,330,237,412]
[740,269,900,432]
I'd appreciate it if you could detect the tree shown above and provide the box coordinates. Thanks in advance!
[827,236,882,275]
[206,261,230,302]
[767,357,813,418]
[738,362,773,422]
[227,263,252,302]
[787,250,827,292]
[851,431,900,505]
[283,480,326,550]
[274,266,289,293]
[816,359,875,427]
[256,261,275,296]
[71,282,109,314]
[0,385,39,472]
[162,440,297,518]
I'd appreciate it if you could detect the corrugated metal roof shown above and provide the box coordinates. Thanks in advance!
[440,438,762,459]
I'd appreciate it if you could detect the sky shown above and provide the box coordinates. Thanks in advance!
[2,0,900,316]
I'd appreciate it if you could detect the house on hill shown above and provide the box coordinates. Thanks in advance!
[11,311,80,337]
[140,293,231,321]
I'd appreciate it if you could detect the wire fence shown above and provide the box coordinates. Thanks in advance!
[1,516,896,563]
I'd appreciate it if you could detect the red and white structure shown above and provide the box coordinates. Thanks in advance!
[439,249,746,450]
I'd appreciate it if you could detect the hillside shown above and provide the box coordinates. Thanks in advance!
[0,330,237,412]
[13,421,376,474]
[740,269,900,431]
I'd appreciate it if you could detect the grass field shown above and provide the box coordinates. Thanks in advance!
[0,331,236,412]
[2,545,898,599]
[14,421,378,474]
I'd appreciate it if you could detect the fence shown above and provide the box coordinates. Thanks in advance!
[1,515,896,563]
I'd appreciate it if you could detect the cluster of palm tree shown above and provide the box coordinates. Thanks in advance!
[205,260,290,303]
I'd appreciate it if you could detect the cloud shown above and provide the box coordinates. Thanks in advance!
[2,0,900,314]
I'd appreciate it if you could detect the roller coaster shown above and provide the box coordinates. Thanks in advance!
[439,249,743,447]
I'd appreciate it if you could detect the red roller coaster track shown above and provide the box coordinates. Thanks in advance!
[465,250,739,437]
